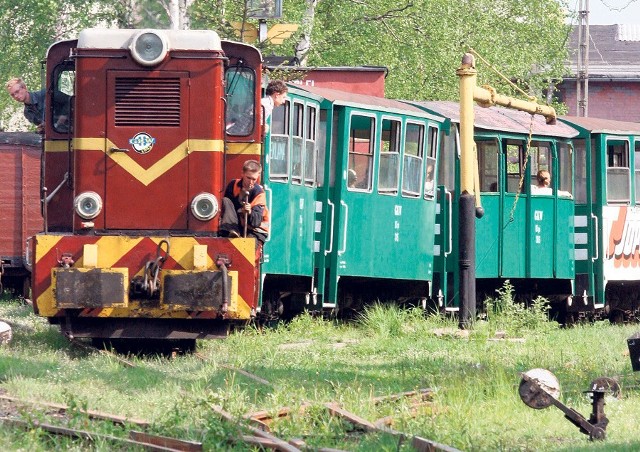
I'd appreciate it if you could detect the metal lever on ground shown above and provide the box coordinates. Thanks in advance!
[518,369,609,441]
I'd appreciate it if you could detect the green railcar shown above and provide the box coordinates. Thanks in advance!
[260,85,323,318]
[261,85,445,315]
[413,102,578,314]
[560,116,640,321]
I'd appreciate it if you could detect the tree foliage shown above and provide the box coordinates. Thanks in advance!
[0,0,572,129]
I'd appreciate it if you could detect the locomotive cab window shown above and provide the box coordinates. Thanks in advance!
[529,141,553,195]
[269,100,290,182]
[606,139,630,203]
[402,122,424,197]
[348,114,374,191]
[225,67,256,136]
[378,118,400,195]
[477,139,498,192]
[52,64,74,133]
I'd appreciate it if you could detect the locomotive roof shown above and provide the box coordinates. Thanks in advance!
[560,116,640,136]
[77,29,222,51]
[291,85,443,121]
[410,100,578,139]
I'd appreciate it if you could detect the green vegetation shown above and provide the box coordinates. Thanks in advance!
[1,0,571,130]
[1,297,640,450]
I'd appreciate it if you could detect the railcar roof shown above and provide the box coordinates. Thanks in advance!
[560,116,640,135]
[77,28,222,51]
[291,85,442,121]
[411,100,578,139]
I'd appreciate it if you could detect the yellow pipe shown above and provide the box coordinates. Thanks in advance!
[456,53,477,195]
[474,85,557,124]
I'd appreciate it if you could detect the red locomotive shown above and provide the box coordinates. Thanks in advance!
[29,29,265,343]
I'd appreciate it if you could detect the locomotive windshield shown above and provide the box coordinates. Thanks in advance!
[225,66,256,136]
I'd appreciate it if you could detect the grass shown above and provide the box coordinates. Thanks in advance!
[1,294,640,450]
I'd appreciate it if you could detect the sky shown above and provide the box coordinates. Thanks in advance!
[569,0,640,25]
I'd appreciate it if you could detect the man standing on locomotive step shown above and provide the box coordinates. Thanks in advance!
[220,160,270,245]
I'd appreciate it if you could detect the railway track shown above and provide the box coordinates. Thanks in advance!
[0,389,459,451]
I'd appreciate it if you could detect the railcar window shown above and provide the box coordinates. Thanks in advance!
[477,140,498,192]
[428,126,438,158]
[558,142,573,197]
[291,102,304,185]
[402,122,424,197]
[305,105,317,187]
[505,141,524,193]
[574,139,587,204]
[378,118,400,194]
[347,114,374,191]
[424,157,436,199]
[438,127,456,191]
[225,67,255,136]
[635,142,640,204]
[52,65,74,133]
[606,140,630,203]
[269,101,290,182]
[530,142,551,181]
[316,110,328,187]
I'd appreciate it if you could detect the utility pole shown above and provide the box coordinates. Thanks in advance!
[577,0,590,117]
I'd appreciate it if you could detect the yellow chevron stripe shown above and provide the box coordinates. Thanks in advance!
[44,138,224,186]
[34,234,64,261]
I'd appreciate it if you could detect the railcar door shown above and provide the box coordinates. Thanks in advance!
[104,71,190,229]
[324,109,439,302]
[262,96,319,278]
[499,139,528,277]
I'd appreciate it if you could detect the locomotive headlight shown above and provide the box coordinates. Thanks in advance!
[74,191,103,220]
[191,193,219,221]
[130,30,168,66]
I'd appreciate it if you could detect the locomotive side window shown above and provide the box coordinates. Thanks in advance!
[348,114,374,191]
[291,102,304,185]
[378,118,400,195]
[558,142,573,197]
[477,140,498,192]
[269,101,290,182]
[225,67,255,136]
[635,142,640,204]
[305,105,317,187]
[606,139,630,203]
[402,122,424,197]
[505,141,524,193]
[52,65,74,133]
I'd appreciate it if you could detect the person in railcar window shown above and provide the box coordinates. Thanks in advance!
[531,170,552,195]
[261,80,288,132]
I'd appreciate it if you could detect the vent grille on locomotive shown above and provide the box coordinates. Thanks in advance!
[114,78,181,127]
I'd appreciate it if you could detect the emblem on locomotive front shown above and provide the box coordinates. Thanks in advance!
[129,132,156,154]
